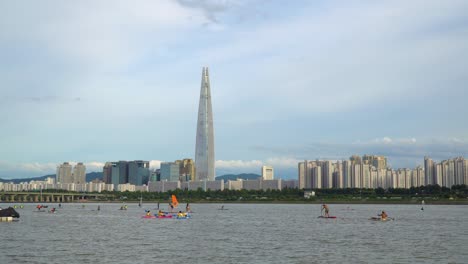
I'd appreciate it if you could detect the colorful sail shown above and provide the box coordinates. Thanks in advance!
[171,195,179,208]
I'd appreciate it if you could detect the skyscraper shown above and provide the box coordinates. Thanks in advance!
[195,67,215,181]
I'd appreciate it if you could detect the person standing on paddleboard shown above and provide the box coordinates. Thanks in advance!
[321,204,330,217]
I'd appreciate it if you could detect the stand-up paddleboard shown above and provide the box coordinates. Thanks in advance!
[318,216,337,219]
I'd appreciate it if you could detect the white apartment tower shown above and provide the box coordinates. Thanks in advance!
[261,165,274,180]
[56,162,73,183]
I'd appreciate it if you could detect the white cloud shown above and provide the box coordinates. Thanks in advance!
[149,160,162,170]
[216,159,263,169]
[364,137,417,145]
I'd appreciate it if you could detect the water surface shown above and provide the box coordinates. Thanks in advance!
[1,203,467,263]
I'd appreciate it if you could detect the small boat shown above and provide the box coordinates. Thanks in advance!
[176,215,191,219]
[318,216,337,219]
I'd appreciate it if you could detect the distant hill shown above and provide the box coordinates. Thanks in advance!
[0,172,103,184]
[0,174,54,184]
[2,172,260,184]
[215,173,261,182]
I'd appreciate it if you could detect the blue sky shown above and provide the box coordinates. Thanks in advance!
[1,0,467,179]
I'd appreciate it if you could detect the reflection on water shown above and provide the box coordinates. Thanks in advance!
[1,203,467,264]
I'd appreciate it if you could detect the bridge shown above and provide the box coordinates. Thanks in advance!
[0,192,114,203]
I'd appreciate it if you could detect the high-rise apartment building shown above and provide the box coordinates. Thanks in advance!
[195,67,215,181]
[424,157,434,185]
[322,161,333,188]
[56,162,73,183]
[298,156,465,190]
[73,162,86,184]
[363,155,387,169]
[261,166,274,180]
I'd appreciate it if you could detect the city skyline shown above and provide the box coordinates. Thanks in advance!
[1,1,467,179]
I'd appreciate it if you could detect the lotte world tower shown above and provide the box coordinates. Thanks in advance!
[195,67,215,181]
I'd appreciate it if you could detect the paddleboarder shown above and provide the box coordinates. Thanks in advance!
[321,204,330,217]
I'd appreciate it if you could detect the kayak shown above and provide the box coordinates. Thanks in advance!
[155,215,173,219]
[318,216,336,219]
[141,215,156,219]
[176,215,191,219]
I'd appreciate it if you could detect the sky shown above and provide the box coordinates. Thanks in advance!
[1,0,467,179]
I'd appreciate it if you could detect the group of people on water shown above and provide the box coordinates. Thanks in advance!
[321,204,390,220]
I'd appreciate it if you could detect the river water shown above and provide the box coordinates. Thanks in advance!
[1,203,467,264]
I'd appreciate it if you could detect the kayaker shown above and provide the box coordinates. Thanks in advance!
[145,210,151,217]
[321,204,330,217]
[379,211,388,220]
[186,203,191,212]
[177,211,184,217]
[158,210,165,216]
[51,208,56,213]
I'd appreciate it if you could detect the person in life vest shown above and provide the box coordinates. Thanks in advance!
[321,204,330,217]
[379,211,388,220]
[145,210,151,217]
[157,210,165,217]
[177,211,184,218]
[50,208,56,213]
[36,205,42,211]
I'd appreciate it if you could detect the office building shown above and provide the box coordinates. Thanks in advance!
[160,162,180,182]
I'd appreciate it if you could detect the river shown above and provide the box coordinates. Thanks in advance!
[1,203,467,263]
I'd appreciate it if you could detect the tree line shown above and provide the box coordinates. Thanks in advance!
[24,184,468,201]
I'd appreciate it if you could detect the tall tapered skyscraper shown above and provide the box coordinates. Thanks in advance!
[195,67,215,181]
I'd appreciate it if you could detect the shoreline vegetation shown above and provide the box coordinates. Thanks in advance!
[2,185,467,205]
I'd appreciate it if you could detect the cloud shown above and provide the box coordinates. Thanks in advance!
[176,0,243,23]
[253,137,468,169]
[216,157,302,169]
[149,160,162,170]
[216,159,263,169]
[357,137,417,145]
